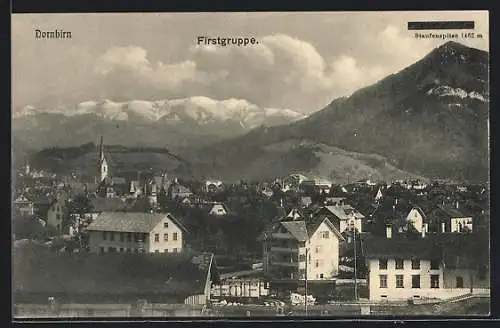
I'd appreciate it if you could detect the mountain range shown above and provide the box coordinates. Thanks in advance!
[12,97,306,161]
[14,41,489,183]
[177,41,489,183]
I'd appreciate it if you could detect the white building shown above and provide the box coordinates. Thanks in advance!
[405,206,427,233]
[259,210,345,283]
[86,212,189,253]
[208,203,229,216]
[363,232,489,302]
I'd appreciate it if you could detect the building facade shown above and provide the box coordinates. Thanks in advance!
[261,213,344,283]
[87,212,188,253]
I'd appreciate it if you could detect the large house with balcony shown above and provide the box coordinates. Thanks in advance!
[258,209,345,296]
[362,231,489,302]
[86,212,189,254]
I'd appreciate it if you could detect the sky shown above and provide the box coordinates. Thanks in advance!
[12,11,489,114]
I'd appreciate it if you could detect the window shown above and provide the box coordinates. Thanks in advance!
[379,275,388,288]
[120,233,125,242]
[56,214,61,221]
[395,259,404,270]
[321,231,330,238]
[164,249,169,253]
[431,275,440,288]
[411,259,420,270]
[430,260,440,270]
[102,231,107,240]
[396,275,404,288]
[299,269,306,279]
[110,232,115,241]
[155,250,160,253]
[379,259,388,270]
[143,233,148,241]
[315,246,321,254]
[308,254,311,263]
[319,273,324,279]
[412,275,420,288]
[164,233,168,241]
[108,247,116,253]
[154,234,159,242]
[299,241,306,247]
[119,247,124,252]
[173,233,178,241]
[299,254,306,262]
[134,233,140,242]
[164,222,169,228]
[173,248,178,253]
[126,248,131,253]
[456,276,464,288]
[127,233,132,242]
[99,247,104,254]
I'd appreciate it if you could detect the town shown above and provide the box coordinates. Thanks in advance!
[12,138,490,317]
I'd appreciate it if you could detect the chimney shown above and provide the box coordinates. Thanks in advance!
[386,225,392,239]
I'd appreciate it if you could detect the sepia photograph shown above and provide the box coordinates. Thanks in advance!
[11,11,490,319]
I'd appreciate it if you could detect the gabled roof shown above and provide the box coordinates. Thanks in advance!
[87,212,169,233]
[306,215,345,241]
[319,205,365,220]
[280,221,308,241]
[362,234,439,260]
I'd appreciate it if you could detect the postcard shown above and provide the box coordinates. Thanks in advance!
[11,11,490,319]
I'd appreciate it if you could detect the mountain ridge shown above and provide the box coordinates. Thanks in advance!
[180,41,489,183]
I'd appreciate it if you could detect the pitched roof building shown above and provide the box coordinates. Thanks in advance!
[86,212,189,254]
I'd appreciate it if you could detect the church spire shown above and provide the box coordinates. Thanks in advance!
[97,136,108,183]
[99,136,104,163]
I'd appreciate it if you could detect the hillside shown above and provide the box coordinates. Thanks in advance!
[188,41,489,183]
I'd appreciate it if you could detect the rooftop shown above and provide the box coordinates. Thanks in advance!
[86,212,187,233]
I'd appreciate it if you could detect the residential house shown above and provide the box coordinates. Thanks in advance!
[315,204,366,233]
[208,203,230,216]
[432,204,474,233]
[205,180,223,193]
[46,194,70,233]
[13,194,35,216]
[362,232,489,302]
[169,180,193,200]
[13,244,219,306]
[405,206,428,233]
[13,193,53,219]
[86,212,189,254]
[259,210,345,296]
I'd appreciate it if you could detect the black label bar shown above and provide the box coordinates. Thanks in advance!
[408,21,475,30]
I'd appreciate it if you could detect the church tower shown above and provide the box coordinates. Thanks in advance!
[97,136,109,183]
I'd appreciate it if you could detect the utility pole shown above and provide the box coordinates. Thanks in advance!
[353,226,358,302]
[304,247,308,316]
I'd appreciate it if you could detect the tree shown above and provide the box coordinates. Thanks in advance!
[67,195,94,250]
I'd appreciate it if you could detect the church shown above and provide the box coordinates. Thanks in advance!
[94,137,167,209]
